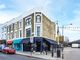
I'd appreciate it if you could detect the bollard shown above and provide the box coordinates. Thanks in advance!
[45,50,47,55]
[62,53,64,59]
[51,50,54,57]
[57,49,61,58]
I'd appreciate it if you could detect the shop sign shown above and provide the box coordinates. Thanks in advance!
[30,37,33,43]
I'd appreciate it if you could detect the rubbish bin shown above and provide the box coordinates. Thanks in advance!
[57,49,61,58]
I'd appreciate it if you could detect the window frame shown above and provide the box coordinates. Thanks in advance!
[36,15,41,23]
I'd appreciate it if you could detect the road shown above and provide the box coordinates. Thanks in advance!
[0,48,80,60]
[63,47,80,60]
[0,52,46,60]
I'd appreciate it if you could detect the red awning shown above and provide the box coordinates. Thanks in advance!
[6,40,12,45]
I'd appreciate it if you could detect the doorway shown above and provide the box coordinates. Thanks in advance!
[23,43,31,51]
[36,41,41,52]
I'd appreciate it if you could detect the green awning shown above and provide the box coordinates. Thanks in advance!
[13,38,23,44]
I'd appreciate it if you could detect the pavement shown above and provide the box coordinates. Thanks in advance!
[0,47,80,60]
[63,47,80,60]
[16,51,62,60]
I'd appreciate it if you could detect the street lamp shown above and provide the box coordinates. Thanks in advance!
[61,23,72,59]
[61,23,72,44]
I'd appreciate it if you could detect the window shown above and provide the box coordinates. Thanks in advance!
[25,18,31,26]
[37,26,40,36]
[36,15,41,23]
[14,33,16,38]
[11,24,13,31]
[7,26,9,32]
[19,30,22,37]
[12,33,14,39]
[19,21,22,28]
[26,28,31,37]
[9,25,11,32]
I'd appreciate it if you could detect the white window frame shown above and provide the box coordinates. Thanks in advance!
[25,16,32,26]
[36,15,41,23]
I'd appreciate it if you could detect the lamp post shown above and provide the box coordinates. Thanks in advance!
[56,20,60,45]
[61,24,72,59]
[62,23,72,45]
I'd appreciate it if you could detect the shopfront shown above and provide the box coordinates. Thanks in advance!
[13,38,23,51]
[34,37,43,52]
[43,38,58,51]
[22,38,31,51]
[6,40,13,48]
[22,37,43,52]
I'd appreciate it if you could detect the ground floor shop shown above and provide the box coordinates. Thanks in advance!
[6,40,13,48]
[13,38,23,51]
[12,37,58,52]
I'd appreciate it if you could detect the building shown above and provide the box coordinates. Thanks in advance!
[1,9,57,51]
[0,24,7,39]
[56,35,64,43]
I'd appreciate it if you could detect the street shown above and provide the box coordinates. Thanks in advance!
[0,48,80,60]
[0,53,46,60]
[63,47,80,60]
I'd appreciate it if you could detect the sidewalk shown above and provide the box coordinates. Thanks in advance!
[16,51,62,60]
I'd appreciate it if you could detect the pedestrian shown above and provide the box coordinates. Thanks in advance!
[45,45,48,55]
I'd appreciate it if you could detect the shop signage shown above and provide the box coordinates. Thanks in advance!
[30,37,33,43]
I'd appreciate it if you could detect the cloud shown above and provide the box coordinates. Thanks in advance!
[0,11,20,24]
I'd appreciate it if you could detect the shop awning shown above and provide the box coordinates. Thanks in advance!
[6,40,12,45]
[13,38,23,44]
[44,38,57,45]
[21,38,30,43]
[34,37,43,42]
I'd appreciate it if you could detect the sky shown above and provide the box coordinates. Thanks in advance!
[0,0,80,41]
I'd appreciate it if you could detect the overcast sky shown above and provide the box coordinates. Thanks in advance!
[0,0,80,41]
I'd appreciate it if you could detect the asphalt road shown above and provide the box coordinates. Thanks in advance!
[63,47,80,60]
[0,52,46,60]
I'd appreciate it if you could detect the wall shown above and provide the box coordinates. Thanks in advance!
[42,14,56,40]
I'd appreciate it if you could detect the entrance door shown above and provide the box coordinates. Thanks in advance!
[23,43,31,51]
[36,41,41,52]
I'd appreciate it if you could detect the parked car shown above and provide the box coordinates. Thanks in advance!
[0,44,5,52]
[0,47,2,52]
[2,47,15,54]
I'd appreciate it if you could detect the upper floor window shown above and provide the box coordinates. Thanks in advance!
[11,24,14,31]
[9,25,11,32]
[36,15,41,23]
[37,26,40,36]
[7,26,9,32]
[26,28,31,37]
[19,30,22,37]
[2,26,7,32]
[19,21,22,28]
[25,18,31,26]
